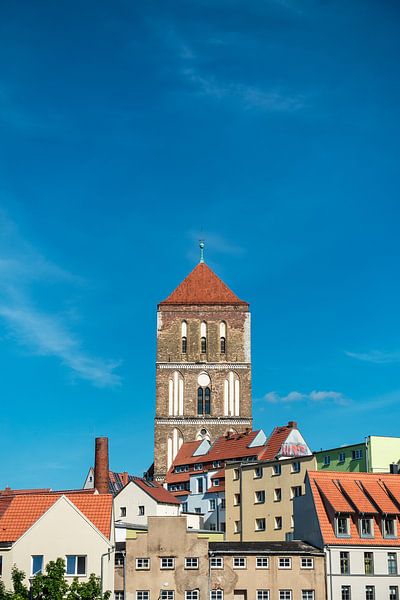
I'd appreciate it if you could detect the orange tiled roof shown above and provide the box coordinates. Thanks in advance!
[0,488,51,496]
[339,480,378,514]
[258,424,295,461]
[383,479,400,506]
[361,480,399,514]
[159,263,248,306]
[308,471,400,546]
[132,478,180,505]
[0,492,113,543]
[206,430,260,462]
[316,479,355,513]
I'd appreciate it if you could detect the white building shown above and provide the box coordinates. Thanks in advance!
[113,478,180,526]
[295,470,400,600]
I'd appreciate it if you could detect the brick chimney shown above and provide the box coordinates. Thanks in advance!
[94,437,109,494]
[288,421,298,429]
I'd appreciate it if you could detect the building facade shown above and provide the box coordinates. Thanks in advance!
[315,443,366,473]
[315,436,400,474]
[154,259,252,480]
[294,470,400,600]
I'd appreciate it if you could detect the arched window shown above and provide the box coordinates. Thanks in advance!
[220,322,226,354]
[224,371,240,416]
[197,387,211,415]
[200,321,207,353]
[181,321,187,354]
[168,371,184,416]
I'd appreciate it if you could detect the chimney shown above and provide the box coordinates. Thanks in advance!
[288,421,297,429]
[94,437,109,494]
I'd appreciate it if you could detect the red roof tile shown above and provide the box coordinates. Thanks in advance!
[0,488,51,496]
[308,471,400,546]
[339,480,378,514]
[131,478,180,505]
[0,492,113,542]
[258,425,294,461]
[316,479,355,513]
[383,479,400,507]
[361,480,400,514]
[160,263,248,306]
[205,430,260,462]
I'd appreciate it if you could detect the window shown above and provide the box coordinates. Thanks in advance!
[195,508,202,514]
[302,593,314,600]
[291,462,300,473]
[210,591,223,600]
[340,552,350,575]
[365,586,375,600]
[160,557,175,569]
[194,463,203,471]
[254,466,262,479]
[115,553,125,566]
[324,455,330,466]
[197,478,204,493]
[115,593,124,600]
[352,449,363,460]
[182,336,187,353]
[256,591,269,600]
[136,593,149,600]
[301,558,314,569]
[364,552,374,574]
[274,488,282,502]
[390,587,399,600]
[273,464,281,476]
[181,502,188,513]
[210,557,223,569]
[234,493,241,506]
[185,592,199,600]
[209,499,216,511]
[120,506,126,517]
[233,557,246,569]
[136,558,150,570]
[213,479,219,487]
[234,520,241,533]
[138,505,145,516]
[66,555,86,576]
[221,498,226,509]
[339,452,346,462]
[388,552,398,574]
[256,557,269,569]
[31,555,43,576]
[278,557,291,569]
[213,461,222,468]
[255,490,265,503]
[220,337,226,353]
[360,517,373,538]
[197,387,211,415]
[160,592,174,600]
[279,592,292,600]
[209,523,216,531]
[221,522,226,532]
[341,587,351,600]
[185,557,199,569]
[233,468,240,480]
[336,516,349,537]
[256,518,266,531]
[383,517,396,538]
[220,322,226,354]
[291,486,302,499]
[274,516,282,530]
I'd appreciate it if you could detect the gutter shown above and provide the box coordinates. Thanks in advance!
[100,546,115,595]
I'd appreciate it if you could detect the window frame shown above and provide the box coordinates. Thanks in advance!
[210,556,224,569]
[233,556,247,569]
[383,516,397,539]
[340,551,350,575]
[136,558,150,570]
[364,552,374,575]
[210,591,223,600]
[291,462,301,473]
[160,591,174,600]
[136,592,149,600]
[256,591,269,600]
[185,592,199,600]
[388,552,398,575]
[359,517,374,538]
[66,555,86,577]
[255,490,265,504]
[273,463,281,476]
[300,557,314,569]
[278,557,292,570]
[255,518,266,531]
[256,557,269,569]
[31,555,44,576]
[336,516,350,537]
[185,557,199,570]
[160,557,175,570]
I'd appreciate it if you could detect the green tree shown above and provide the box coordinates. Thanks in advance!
[67,574,111,600]
[30,559,69,600]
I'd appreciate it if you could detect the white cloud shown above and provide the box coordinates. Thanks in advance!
[262,389,349,405]
[0,212,121,387]
[345,350,400,365]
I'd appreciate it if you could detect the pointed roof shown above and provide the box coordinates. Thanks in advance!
[160,263,248,306]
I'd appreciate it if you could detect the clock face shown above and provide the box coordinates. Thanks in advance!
[197,372,210,387]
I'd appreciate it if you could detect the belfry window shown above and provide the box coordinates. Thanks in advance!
[197,387,211,415]
[220,322,227,354]
[181,321,187,354]
[200,321,207,353]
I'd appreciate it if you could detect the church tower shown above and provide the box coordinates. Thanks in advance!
[154,246,252,481]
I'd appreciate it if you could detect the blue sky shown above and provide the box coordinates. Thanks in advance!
[1,0,399,489]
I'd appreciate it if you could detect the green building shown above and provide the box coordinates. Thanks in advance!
[315,435,400,473]
[315,442,366,472]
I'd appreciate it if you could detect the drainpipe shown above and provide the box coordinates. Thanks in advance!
[100,546,115,596]
[216,493,220,531]
[239,465,243,542]
[327,546,333,600]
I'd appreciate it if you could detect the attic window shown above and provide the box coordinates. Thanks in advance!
[336,516,350,537]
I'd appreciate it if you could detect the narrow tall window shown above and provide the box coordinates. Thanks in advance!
[197,387,204,414]
[200,321,207,353]
[204,387,211,414]
[340,552,350,575]
[197,387,211,415]
[220,322,226,353]
[181,321,187,353]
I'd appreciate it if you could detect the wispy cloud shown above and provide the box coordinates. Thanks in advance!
[0,212,121,387]
[261,389,349,405]
[183,68,306,113]
[345,350,400,365]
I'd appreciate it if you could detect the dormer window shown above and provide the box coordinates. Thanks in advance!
[181,321,187,353]
[200,322,207,353]
[336,516,350,537]
[383,517,397,538]
[360,517,374,538]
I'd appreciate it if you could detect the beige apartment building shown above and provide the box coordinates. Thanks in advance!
[122,516,326,600]
[225,454,316,542]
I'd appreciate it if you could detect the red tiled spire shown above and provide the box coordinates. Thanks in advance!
[159,263,248,306]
